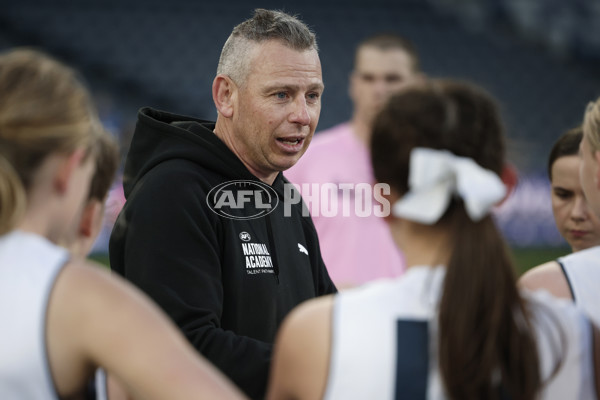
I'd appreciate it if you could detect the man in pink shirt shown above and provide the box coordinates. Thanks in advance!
[285,33,424,288]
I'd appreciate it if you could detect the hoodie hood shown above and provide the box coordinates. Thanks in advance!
[123,107,273,198]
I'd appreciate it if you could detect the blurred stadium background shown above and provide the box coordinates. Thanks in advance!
[4,0,600,273]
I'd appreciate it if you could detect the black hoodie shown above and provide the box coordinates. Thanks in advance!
[109,107,336,399]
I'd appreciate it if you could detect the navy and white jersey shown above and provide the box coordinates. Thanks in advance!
[0,230,69,399]
[325,266,595,400]
[558,245,600,327]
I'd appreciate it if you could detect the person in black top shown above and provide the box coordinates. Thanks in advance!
[109,8,336,399]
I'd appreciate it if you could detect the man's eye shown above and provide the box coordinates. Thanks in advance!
[307,92,320,101]
[276,92,288,99]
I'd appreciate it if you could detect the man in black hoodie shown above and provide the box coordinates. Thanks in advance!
[109,8,336,399]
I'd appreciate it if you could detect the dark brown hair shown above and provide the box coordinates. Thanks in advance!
[371,79,541,400]
[547,126,583,181]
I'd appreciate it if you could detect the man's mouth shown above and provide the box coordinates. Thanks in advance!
[278,138,302,145]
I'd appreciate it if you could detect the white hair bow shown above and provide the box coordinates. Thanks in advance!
[392,147,507,224]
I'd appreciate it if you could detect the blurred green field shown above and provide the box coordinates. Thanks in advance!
[89,253,110,269]
[90,246,571,277]
[511,246,570,276]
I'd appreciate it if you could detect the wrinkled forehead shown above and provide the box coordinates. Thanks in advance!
[247,39,319,61]
[246,40,322,80]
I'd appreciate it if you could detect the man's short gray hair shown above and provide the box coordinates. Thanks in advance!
[217,9,318,85]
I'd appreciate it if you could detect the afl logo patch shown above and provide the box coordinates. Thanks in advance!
[239,232,251,241]
[206,180,279,220]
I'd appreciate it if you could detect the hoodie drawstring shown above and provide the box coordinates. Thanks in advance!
[265,213,280,284]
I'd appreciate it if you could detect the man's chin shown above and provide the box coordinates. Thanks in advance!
[278,151,305,169]
[278,159,300,173]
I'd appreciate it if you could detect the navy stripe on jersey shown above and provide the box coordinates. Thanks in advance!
[557,260,576,301]
[394,320,428,399]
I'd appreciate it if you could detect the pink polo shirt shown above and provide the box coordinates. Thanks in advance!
[285,123,405,288]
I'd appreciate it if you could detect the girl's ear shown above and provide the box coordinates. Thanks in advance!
[54,148,86,193]
[212,75,236,118]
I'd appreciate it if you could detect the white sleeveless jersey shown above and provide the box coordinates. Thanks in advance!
[558,245,600,327]
[0,231,69,399]
[325,266,595,400]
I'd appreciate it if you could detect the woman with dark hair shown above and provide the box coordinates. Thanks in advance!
[266,79,598,400]
[545,126,600,252]
[534,96,600,330]
[520,127,600,301]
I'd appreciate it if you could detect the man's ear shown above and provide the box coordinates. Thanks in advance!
[212,75,236,118]
[55,148,86,193]
[498,162,519,206]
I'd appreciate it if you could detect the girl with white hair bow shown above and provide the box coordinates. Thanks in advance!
[267,79,600,400]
